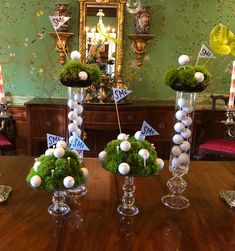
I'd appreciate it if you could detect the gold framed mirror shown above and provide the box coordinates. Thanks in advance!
[79,0,126,87]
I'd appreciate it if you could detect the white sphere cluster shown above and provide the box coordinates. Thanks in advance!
[98,131,164,176]
[171,97,193,174]
[67,91,84,149]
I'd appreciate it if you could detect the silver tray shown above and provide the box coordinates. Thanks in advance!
[0,185,12,203]
[220,190,235,208]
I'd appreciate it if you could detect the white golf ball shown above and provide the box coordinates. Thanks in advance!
[117,133,127,141]
[174,122,185,133]
[79,71,88,81]
[181,128,192,139]
[172,134,184,145]
[63,176,75,188]
[120,141,131,152]
[33,161,41,172]
[45,148,54,156]
[30,175,42,188]
[56,140,67,149]
[69,135,75,144]
[81,167,89,180]
[180,141,191,152]
[178,55,190,66]
[182,105,193,114]
[73,116,83,126]
[134,131,145,140]
[54,147,65,158]
[156,158,164,169]
[171,157,181,169]
[68,99,75,109]
[72,128,82,137]
[194,72,204,83]
[177,98,188,108]
[118,162,130,175]
[182,116,192,127]
[98,151,107,161]
[138,149,150,159]
[171,145,182,156]
[68,123,78,132]
[178,153,189,164]
[74,104,83,114]
[175,110,186,121]
[68,111,78,121]
[74,93,84,103]
[70,50,81,61]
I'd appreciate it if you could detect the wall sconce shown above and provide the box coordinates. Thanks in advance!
[48,32,74,64]
[128,34,154,67]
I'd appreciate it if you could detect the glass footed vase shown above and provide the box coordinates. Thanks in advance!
[117,176,139,216]
[162,91,197,209]
[48,190,70,216]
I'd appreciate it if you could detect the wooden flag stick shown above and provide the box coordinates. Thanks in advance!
[115,101,122,134]
[53,27,70,62]
[195,57,199,66]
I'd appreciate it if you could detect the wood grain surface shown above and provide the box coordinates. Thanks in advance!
[0,157,235,251]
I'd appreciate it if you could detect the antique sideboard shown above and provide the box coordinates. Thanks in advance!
[8,97,228,159]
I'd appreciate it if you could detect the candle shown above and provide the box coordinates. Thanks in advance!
[228,61,235,109]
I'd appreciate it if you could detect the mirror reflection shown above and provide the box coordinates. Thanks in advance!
[85,6,117,75]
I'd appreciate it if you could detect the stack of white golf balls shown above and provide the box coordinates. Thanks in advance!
[67,91,84,146]
[170,97,193,174]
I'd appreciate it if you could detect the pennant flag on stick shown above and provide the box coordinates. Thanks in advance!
[197,44,216,59]
[70,135,90,151]
[49,16,70,31]
[112,88,132,103]
[141,121,159,136]
[0,65,6,104]
[47,133,64,148]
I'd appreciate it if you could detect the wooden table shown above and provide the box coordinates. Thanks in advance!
[0,157,235,251]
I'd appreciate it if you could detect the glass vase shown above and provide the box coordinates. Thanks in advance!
[67,87,87,197]
[48,190,70,215]
[117,176,139,216]
[162,91,197,209]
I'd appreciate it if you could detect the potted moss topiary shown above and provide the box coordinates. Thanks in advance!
[26,140,89,215]
[60,51,102,88]
[164,55,212,92]
[98,131,164,216]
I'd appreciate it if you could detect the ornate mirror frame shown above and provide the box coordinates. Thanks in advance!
[79,0,126,87]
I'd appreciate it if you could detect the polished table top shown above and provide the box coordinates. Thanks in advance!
[0,156,235,251]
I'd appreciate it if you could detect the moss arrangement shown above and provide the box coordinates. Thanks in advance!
[60,60,102,88]
[164,65,212,92]
[100,136,162,177]
[26,150,85,191]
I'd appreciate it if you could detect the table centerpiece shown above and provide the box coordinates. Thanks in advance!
[98,131,164,216]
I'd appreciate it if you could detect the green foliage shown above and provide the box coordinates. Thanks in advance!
[164,65,212,91]
[102,137,161,177]
[87,63,102,84]
[26,150,85,191]
[60,60,102,85]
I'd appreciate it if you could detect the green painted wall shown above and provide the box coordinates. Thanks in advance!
[0,0,235,104]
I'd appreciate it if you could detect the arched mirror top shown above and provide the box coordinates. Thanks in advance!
[79,0,126,86]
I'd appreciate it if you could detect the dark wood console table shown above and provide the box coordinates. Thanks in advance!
[0,156,235,251]
[25,98,175,158]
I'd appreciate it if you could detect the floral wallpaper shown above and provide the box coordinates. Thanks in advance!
[0,0,235,103]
